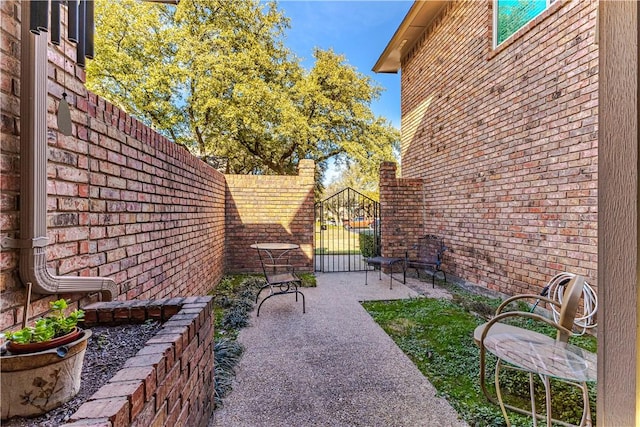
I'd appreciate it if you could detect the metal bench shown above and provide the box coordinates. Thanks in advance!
[405,234,447,288]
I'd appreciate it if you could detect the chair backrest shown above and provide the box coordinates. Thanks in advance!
[415,235,445,265]
[555,274,585,342]
[254,244,270,277]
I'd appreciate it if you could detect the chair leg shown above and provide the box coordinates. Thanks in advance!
[256,285,306,317]
[256,295,269,317]
[432,269,446,288]
[580,381,592,427]
[529,372,538,427]
[494,359,512,427]
[255,283,271,302]
[542,375,552,427]
[298,290,306,313]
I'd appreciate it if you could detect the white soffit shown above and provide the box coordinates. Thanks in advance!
[373,0,449,74]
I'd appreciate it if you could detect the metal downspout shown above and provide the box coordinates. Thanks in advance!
[10,2,117,301]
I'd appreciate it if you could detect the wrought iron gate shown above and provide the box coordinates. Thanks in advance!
[314,188,380,272]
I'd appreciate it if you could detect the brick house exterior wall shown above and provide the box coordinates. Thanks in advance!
[0,2,315,333]
[382,0,598,296]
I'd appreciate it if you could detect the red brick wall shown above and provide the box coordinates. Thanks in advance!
[395,0,598,295]
[62,297,214,427]
[0,2,226,331]
[225,159,315,273]
[379,162,424,259]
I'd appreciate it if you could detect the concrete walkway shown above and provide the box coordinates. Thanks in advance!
[211,271,469,427]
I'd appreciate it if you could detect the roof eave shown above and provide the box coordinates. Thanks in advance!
[373,0,449,74]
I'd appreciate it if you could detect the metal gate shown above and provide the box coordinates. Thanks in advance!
[314,188,380,272]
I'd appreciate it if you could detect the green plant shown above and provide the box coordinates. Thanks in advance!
[5,299,84,344]
[359,231,380,257]
[214,338,244,406]
[362,293,598,427]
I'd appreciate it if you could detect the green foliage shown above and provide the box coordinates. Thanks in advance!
[5,299,85,344]
[214,338,244,406]
[298,272,317,288]
[358,231,380,258]
[362,293,598,427]
[88,0,399,186]
[213,275,262,340]
[211,274,265,408]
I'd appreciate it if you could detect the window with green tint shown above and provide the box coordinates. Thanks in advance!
[495,0,552,47]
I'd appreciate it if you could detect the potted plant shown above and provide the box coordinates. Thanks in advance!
[1,299,92,420]
[5,299,84,354]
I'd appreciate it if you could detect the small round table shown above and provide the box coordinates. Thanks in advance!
[250,243,299,264]
[483,332,597,427]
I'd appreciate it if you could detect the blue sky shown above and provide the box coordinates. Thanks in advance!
[276,1,414,129]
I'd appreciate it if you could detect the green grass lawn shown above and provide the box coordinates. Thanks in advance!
[362,289,597,427]
[314,223,370,254]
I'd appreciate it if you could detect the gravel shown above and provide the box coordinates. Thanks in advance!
[3,321,162,427]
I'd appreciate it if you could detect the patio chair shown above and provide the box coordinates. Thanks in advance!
[254,246,305,317]
[473,273,598,426]
[405,234,447,288]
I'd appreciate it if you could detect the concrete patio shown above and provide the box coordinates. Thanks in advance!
[211,271,468,427]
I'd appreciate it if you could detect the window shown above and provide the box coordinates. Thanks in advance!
[494,0,554,47]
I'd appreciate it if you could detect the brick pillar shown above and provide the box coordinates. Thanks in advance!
[298,159,315,179]
[379,162,425,258]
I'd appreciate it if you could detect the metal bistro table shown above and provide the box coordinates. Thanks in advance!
[250,242,300,263]
[251,243,305,316]
[365,256,405,289]
[483,332,597,427]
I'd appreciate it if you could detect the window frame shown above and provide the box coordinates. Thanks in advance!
[493,0,555,49]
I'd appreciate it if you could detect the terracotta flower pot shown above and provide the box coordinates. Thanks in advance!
[5,327,82,355]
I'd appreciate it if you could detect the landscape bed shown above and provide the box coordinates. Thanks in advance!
[2,297,215,427]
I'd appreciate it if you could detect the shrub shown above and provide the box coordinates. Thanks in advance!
[214,339,244,406]
[359,231,380,257]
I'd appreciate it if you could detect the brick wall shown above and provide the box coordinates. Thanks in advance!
[395,0,598,295]
[60,297,214,427]
[225,159,315,273]
[0,2,226,331]
[379,162,424,259]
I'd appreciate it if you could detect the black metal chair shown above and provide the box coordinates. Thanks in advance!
[254,246,305,317]
[405,235,447,288]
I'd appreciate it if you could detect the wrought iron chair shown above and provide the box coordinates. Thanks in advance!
[473,273,598,426]
[254,246,305,317]
[405,234,447,287]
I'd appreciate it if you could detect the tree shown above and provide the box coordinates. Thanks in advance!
[87,0,399,182]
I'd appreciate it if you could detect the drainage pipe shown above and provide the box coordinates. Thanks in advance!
[6,2,117,301]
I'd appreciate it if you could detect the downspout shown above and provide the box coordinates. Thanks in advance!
[1,2,117,301]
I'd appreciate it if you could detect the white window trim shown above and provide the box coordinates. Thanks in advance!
[493,0,554,49]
